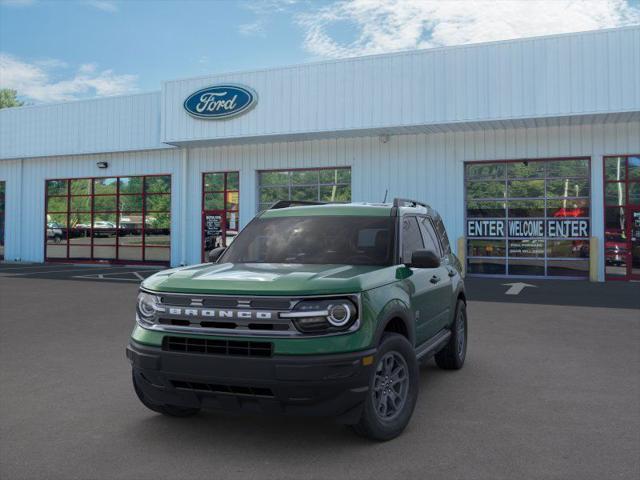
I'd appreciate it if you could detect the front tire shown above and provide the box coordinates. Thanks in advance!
[132,371,200,418]
[351,333,419,441]
[435,300,467,370]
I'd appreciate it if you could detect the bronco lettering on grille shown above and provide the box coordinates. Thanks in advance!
[161,307,273,321]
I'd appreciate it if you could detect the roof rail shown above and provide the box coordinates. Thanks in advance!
[392,198,429,209]
[269,200,327,210]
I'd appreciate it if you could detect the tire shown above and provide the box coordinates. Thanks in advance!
[435,300,467,370]
[132,371,200,418]
[351,333,419,441]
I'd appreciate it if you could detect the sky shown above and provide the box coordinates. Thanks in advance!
[1,0,639,104]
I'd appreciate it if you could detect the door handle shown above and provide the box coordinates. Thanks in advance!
[430,275,441,284]
[447,267,456,277]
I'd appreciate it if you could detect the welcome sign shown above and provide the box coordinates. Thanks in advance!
[467,219,589,238]
[184,84,257,119]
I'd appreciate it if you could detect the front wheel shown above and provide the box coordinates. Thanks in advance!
[132,371,200,418]
[435,300,467,370]
[351,333,419,441]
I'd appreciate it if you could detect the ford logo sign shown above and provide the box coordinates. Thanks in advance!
[183,84,257,120]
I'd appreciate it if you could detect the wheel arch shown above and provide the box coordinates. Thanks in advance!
[372,300,415,347]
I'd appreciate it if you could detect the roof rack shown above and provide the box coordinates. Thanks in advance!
[269,200,328,210]
[392,198,429,209]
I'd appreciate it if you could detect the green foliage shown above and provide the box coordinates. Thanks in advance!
[0,89,24,109]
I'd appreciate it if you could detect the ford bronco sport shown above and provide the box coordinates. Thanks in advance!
[127,198,467,441]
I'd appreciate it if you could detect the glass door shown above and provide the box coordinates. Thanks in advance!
[631,207,640,280]
[202,172,239,261]
[604,155,640,281]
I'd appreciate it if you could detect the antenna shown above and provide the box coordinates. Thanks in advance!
[382,189,388,203]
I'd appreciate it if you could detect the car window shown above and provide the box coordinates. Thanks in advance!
[419,217,442,257]
[401,217,424,263]
[221,216,396,266]
[433,216,451,254]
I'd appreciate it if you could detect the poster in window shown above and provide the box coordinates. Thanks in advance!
[204,214,223,251]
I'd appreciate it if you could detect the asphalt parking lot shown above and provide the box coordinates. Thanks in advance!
[0,263,638,480]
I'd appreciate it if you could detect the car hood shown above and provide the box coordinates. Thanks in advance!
[142,262,398,296]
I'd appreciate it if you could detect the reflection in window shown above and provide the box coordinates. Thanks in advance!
[257,168,351,211]
[45,175,171,264]
[507,180,544,198]
[467,240,506,257]
[547,240,589,258]
[507,161,545,179]
[605,183,625,206]
[604,157,626,181]
[508,200,545,218]
[465,158,590,277]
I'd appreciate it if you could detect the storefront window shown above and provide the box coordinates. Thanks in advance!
[202,172,239,261]
[603,155,640,280]
[465,158,591,277]
[257,167,351,211]
[0,181,5,260]
[45,175,171,264]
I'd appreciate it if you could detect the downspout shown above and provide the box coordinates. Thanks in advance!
[180,148,188,266]
[17,158,23,262]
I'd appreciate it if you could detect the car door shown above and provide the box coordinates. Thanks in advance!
[400,216,445,345]
[418,216,453,334]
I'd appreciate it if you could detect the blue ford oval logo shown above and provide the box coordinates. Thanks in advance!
[183,84,257,119]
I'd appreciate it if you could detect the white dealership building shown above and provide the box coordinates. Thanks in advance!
[1,26,639,281]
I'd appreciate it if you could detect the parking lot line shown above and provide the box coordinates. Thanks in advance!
[0,267,123,277]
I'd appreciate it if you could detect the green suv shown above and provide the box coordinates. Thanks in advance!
[127,198,467,440]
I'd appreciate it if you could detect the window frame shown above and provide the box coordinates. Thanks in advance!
[201,171,240,261]
[602,154,640,281]
[418,215,443,258]
[399,215,425,264]
[44,174,171,265]
[256,166,351,211]
[464,157,592,278]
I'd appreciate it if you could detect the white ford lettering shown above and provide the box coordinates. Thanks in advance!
[195,92,238,113]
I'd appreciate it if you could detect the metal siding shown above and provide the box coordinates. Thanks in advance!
[0,149,183,264]
[0,160,22,261]
[0,92,168,160]
[180,121,639,281]
[1,27,638,160]
[162,27,640,145]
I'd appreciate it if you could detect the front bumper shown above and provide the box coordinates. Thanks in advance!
[126,340,376,421]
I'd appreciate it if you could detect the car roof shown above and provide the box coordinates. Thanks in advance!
[260,202,435,218]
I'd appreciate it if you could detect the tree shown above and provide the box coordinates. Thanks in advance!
[0,89,24,109]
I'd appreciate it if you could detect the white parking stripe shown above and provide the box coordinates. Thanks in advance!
[0,267,118,276]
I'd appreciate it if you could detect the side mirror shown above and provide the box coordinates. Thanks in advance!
[208,247,226,263]
[408,249,440,269]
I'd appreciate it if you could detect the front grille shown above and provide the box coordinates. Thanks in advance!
[158,294,292,310]
[171,380,274,397]
[160,295,238,308]
[162,336,273,357]
[157,318,291,332]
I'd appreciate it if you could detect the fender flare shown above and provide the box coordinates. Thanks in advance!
[372,299,415,347]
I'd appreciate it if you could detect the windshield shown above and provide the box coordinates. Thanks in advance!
[220,215,395,266]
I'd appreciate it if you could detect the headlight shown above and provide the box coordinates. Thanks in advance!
[136,291,160,325]
[281,298,358,334]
